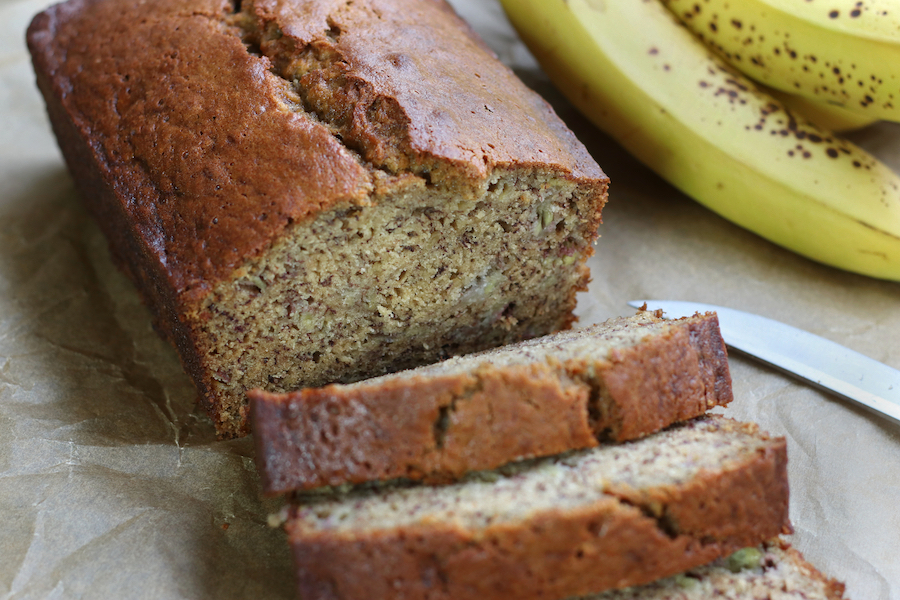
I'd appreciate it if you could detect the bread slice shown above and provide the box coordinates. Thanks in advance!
[591,539,846,599]
[26,0,607,438]
[250,310,732,494]
[282,415,791,600]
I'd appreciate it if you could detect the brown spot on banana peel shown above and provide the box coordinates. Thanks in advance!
[688,56,884,168]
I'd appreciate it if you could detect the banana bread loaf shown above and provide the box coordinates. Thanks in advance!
[591,539,846,599]
[250,310,733,494]
[26,0,607,438]
[283,415,791,600]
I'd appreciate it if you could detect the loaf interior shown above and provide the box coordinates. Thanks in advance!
[199,166,597,434]
[289,416,770,534]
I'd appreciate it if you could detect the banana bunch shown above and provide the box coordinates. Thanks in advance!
[498,0,900,281]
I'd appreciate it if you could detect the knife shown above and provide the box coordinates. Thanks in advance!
[628,300,900,426]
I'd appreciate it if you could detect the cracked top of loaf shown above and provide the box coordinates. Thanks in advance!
[27,0,606,304]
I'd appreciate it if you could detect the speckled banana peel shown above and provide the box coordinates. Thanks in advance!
[499,0,900,280]
[765,87,878,133]
[659,0,900,122]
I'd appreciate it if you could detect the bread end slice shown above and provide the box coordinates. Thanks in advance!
[591,538,846,599]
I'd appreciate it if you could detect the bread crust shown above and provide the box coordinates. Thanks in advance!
[26,0,605,306]
[284,418,790,600]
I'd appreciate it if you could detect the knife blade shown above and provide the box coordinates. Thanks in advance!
[628,300,900,426]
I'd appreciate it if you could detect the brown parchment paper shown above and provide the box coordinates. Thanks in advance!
[1,0,898,598]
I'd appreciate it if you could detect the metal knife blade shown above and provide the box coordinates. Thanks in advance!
[628,300,900,426]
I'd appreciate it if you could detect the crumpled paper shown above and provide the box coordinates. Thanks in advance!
[1,0,897,598]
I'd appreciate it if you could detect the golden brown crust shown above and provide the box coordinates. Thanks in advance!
[283,419,790,600]
[242,0,605,181]
[251,313,732,494]
[26,0,605,305]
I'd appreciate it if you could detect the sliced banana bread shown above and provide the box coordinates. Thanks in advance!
[283,415,791,600]
[591,539,846,599]
[250,310,732,494]
[26,0,607,438]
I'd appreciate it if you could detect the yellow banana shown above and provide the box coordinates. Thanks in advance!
[659,0,900,122]
[499,0,900,281]
[764,86,878,132]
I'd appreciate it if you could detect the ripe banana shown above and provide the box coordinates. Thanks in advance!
[764,86,878,133]
[659,0,900,122]
[499,0,900,280]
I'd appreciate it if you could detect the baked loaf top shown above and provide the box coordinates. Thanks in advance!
[250,310,733,493]
[26,0,605,305]
[593,540,846,599]
[284,415,791,600]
